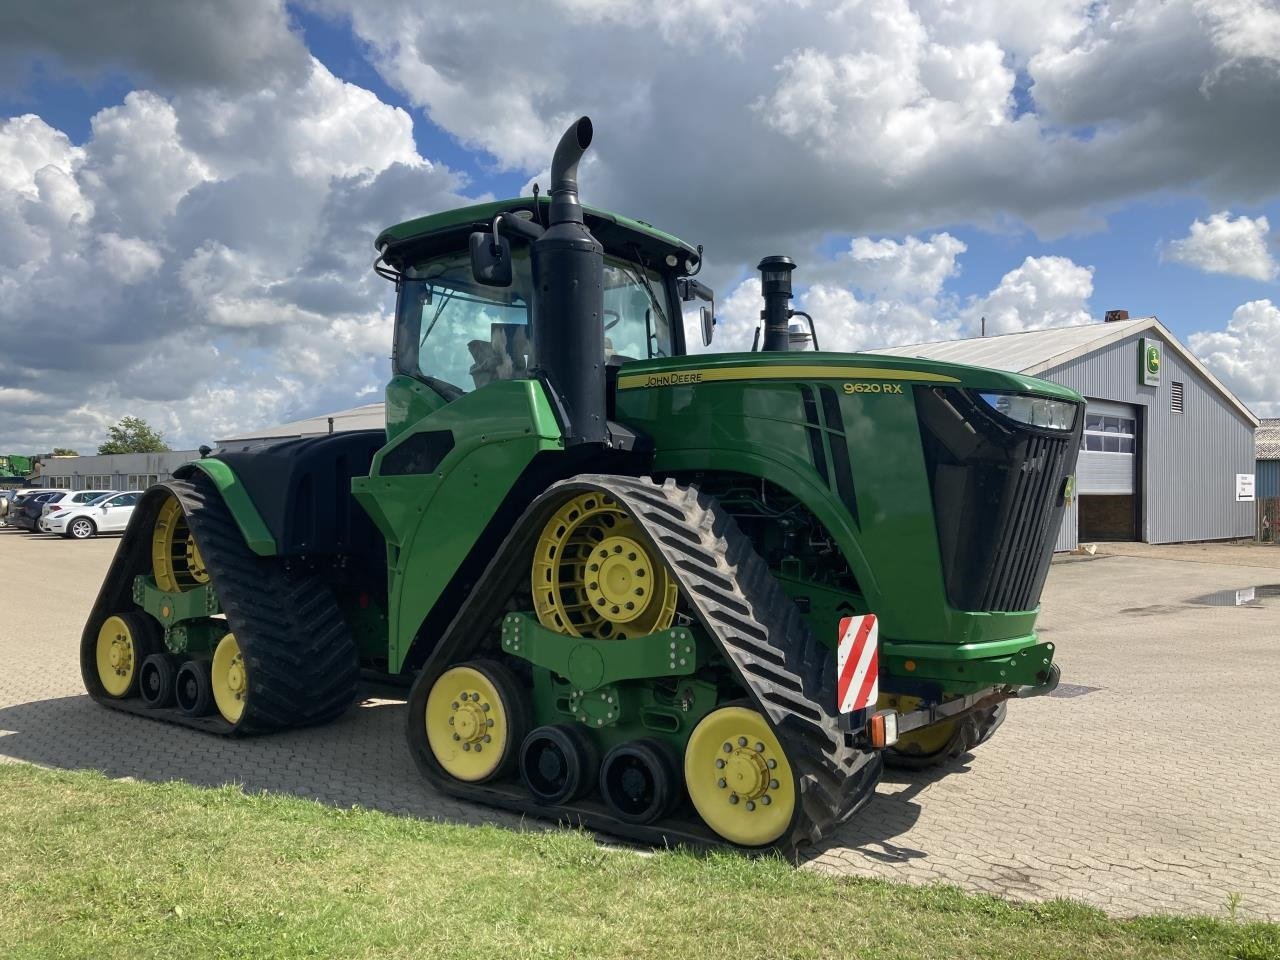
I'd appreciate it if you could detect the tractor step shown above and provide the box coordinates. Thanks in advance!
[405,474,882,853]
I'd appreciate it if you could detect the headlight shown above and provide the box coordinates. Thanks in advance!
[978,392,1078,431]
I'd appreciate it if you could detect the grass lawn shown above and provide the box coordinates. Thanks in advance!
[0,764,1275,960]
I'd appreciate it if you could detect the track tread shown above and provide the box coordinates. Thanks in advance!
[406,473,881,852]
[81,476,359,735]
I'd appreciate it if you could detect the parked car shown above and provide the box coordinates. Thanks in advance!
[40,490,116,522]
[7,491,69,530]
[41,491,143,539]
[1,489,62,525]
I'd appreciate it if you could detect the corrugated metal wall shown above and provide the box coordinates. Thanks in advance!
[1258,459,1280,498]
[1043,329,1255,545]
[1055,498,1078,551]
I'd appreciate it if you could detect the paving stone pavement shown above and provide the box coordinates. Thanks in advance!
[2,527,1277,920]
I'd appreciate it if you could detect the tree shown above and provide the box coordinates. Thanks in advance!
[98,417,171,455]
[51,447,79,457]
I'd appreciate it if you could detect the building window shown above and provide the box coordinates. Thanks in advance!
[85,474,113,489]
[1080,413,1136,453]
[126,474,160,490]
[1171,381,1184,414]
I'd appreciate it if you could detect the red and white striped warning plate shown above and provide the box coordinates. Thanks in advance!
[837,614,879,714]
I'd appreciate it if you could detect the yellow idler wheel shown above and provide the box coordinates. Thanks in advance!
[151,494,207,592]
[531,491,677,639]
[211,632,248,724]
[684,706,796,847]
[95,613,154,699]
[425,663,524,783]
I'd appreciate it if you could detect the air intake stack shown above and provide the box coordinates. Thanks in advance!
[758,256,796,352]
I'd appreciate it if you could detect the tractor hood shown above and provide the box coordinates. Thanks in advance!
[614,352,1082,403]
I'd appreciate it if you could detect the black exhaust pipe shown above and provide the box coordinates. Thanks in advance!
[533,117,607,446]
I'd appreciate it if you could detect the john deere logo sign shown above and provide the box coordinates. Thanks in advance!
[1140,338,1162,387]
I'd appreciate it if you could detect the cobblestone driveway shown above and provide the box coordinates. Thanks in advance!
[2,527,1277,920]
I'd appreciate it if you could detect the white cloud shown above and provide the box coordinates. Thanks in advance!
[0,58,474,454]
[1165,211,1277,281]
[963,255,1094,336]
[309,0,1280,274]
[699,240,1091,352]
[1,0,310,92]
[1190,299,1280,416]
[831,232,967,300]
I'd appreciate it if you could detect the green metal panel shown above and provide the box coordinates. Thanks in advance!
[500,613,707,691]
[130,575,226,654]
[176,459,277,556]
[614,354,1077,676]
[615,351,1083,403]
[352,378,563,673]
[377,196,698,262]
[384,373,448,442]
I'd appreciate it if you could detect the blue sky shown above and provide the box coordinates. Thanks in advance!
[1,0,1278,452]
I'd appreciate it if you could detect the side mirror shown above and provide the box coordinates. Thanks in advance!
[469,231,513,287]
[679,278,716,346]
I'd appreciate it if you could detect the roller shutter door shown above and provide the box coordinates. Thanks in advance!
[1077,399,1136,495]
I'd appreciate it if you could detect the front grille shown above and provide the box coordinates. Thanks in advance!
[916,387,1081,612]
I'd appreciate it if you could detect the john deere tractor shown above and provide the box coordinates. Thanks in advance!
[83,117,1081,850]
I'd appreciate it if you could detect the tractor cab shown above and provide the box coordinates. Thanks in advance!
[375,197,710,410]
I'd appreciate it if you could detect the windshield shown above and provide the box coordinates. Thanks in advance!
[394,250,676,396]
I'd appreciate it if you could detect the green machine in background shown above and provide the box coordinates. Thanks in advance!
[82,117,1080,851]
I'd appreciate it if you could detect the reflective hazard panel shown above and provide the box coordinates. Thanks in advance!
[837,614,879,714]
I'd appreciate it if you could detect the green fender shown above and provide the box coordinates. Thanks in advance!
[174,459,277,556]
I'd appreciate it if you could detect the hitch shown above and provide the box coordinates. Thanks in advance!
[863,664,1059,749]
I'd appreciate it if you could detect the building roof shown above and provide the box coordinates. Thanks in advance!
[866,316,1260,426]
[1257,419,1280,460]
[215,403,385,446]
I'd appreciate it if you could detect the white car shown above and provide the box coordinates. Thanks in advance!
[40,489,116,521]
[41,491,143,539]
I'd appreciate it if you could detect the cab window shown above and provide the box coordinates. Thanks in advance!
[394,248,677,398]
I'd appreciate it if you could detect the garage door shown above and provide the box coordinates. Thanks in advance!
[1077,399,1137,495]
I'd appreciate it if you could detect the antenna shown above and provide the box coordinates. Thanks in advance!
[981,315,986,338]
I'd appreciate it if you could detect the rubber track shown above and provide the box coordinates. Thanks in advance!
[80,475,359,735]
[405,474,882,853]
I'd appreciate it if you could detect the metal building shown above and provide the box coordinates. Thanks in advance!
[870,316,1259,550]
[35,450,201,492]
[1257,420,1280,498]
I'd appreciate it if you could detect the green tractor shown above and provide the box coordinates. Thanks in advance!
[82,117,1081,851]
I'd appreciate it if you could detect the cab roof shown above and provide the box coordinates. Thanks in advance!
[376,197,701,273]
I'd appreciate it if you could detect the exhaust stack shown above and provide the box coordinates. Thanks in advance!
[533,117,607,446]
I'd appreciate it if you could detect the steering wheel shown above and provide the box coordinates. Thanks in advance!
[603,309,622,332]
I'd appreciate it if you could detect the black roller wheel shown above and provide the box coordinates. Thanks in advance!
[520,724,599,805]
[598,738,680,825]
[175,659,214,717]
[139,653,178,709]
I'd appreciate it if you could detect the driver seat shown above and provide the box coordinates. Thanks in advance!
[468,323,532,389]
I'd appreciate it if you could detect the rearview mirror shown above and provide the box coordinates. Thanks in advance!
[700,305,715,347]
[469,231,513,287]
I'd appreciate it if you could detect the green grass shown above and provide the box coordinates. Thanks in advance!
[0,764,1275,960]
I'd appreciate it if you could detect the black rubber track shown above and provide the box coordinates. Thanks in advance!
[883,701,1007,771]
[405,475,882,854]
[80,475,359,735]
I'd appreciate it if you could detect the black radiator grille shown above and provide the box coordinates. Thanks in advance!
[916,387,1081,612]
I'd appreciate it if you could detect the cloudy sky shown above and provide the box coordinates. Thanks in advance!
[2,0,1279,452]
